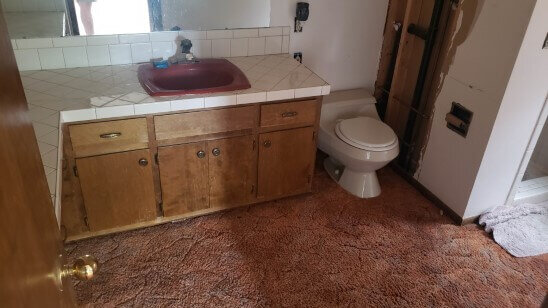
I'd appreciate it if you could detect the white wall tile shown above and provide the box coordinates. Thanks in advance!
[60,109,97,123]
[53,37,86,47]
[204,95,237,107]
[192,40,212,58]
[96,105,135,119]
[87,45,111,66]
[131,43,152,63]
[149,31,179,42]
[265,36,282,54]
[134,102,171,115]
[109,44,132,65]
[119,33,150,44]
[267,89,295,101]
[237,92,266,105]
[171,98,205,111]
[63,47,88,68]
[14,49,41,71]
[321,85,331,95]
[38,48,65,69]
[152,41,175,59]
[179,30,206,40]
[87,35,119,45]
[259,27,283,37]
[233,29,259,38]
[230,38,248,57]
[212,39,231,58]
[282,36,290,53]
[16,38,53,49]
[207,30,233,39]
[295,86,323,98]
[248,37,265,56]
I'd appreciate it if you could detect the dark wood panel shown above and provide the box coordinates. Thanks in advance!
[0,4,76,305]
[208,135,257,207]
[61,125,89,237]
[257,127,316,199]
[158,142,209,216]
[76,149,157,231]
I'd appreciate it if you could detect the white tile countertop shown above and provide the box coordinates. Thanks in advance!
[22,53,330,221]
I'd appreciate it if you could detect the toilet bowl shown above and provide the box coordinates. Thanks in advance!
[318,89,399,198]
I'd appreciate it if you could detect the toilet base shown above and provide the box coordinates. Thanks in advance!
[324,157,381,198]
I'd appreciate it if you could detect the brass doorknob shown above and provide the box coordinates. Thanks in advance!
[62,255,99,281]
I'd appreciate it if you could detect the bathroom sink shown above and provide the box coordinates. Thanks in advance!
[138,58,251,96]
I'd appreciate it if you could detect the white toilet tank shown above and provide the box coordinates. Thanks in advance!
[321,89,380,124]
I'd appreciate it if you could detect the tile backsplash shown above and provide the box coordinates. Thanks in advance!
[12,27,291,71]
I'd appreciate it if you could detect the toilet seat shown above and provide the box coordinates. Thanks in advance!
[335,117,397,151]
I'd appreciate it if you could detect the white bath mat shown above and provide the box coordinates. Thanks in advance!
[479,201,548,257]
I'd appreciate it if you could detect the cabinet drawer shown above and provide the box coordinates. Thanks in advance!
[69,118,149,158]
[155,106,257,141]
[260,100,317,128]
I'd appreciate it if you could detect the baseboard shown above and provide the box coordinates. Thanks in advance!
[389,164,466,225]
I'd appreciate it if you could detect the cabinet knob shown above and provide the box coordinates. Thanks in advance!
[212,148,221,156]
[138,158,148,166]
[263,140,271,148]
[197,150,206,158]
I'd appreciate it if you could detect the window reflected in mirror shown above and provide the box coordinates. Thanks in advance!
[0,0,271,39]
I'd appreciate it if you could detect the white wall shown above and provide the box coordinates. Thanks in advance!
[270,0,389,92]
[416,0,537,218]
[464,0,548,219]
[161,0,270,31]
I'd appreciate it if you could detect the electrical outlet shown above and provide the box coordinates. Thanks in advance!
[294,52,303,63]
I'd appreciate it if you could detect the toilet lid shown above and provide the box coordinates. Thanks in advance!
[335,117,397,150]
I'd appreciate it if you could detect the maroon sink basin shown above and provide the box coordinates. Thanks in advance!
[138,58,251,96]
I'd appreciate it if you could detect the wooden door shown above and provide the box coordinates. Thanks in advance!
[207,135,256,208]
[258,127,316,199]
[76,149,157,231]
[0,6,76,306]
[158,142,209,216]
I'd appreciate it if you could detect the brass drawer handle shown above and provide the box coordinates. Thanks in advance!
[212,148,221,156]
[263,140,271,148]
[99,132,122,139]
[197,150,206,159]
[282,111,298,118]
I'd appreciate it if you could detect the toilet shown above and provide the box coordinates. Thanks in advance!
[318,89,399,198]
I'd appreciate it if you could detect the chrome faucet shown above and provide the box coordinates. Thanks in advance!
[176,39,196,63]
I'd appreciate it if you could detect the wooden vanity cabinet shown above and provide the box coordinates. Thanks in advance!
[157,142,210,217]
[75,149,157,231]
[257,127,316,199]
[207,135,256,208]
[62,98,321,241]
[158,135,256,217]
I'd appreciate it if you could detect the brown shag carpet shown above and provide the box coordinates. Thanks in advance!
[66,165,548,307]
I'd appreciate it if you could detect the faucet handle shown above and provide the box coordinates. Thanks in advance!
[181,39,193,53]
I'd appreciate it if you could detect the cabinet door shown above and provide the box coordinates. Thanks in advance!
[158,142,209,217]
[207,135,256,208]
[258,127,316,199]
[76,149,157,231]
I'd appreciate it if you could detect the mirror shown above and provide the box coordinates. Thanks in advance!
[1,0,271,39]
